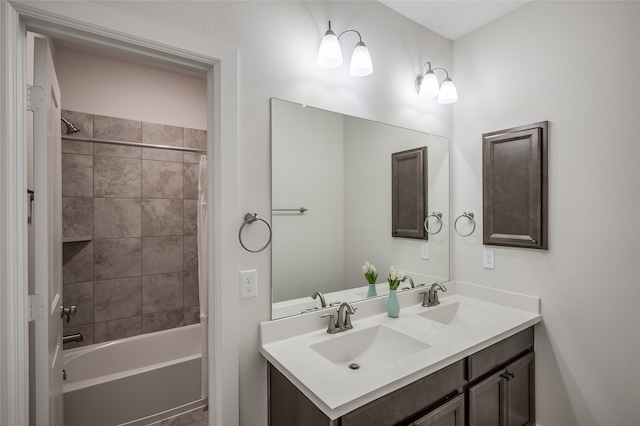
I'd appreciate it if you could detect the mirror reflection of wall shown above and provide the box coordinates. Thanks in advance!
[271,98,449,319]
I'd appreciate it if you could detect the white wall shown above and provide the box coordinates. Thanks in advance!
[452,2,640,425]
[96,2,453,425]
[54,46,207,129]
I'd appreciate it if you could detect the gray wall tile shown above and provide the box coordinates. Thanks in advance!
[61,112,205,346]
[183,270,199,307]
[62,154,93,197]
[94,156,141,198]
[94,238,141,280]
[183,235,198,271]
[63,241,93,284]
[93,115,142,159]
[142,160,183,199]
[94,198,142,238]
[142,272,184,314]
[62,197,93,239]
[94,316,142,343]
[183,163,199,200]
[141,236,183,275]
[142,309,184,334]
[142,199,184,237]
[62,140,93,156]
[62,281,93,326]
[183,200,197,235]
[184,128,206,150]
[184,306,200,326]
[143,122,184,147]
[94,277,142,322]
[94,143,141,159]
[94,114,141,142]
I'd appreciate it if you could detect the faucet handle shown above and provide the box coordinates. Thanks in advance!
[343,307,357,330]
[320,313,338,334]
[419,291,430,307]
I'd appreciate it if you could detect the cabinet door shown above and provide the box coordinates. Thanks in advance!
[505,352,535,426]
[468,368,505,426]
[468,352,535,426]
[413,394,464,426]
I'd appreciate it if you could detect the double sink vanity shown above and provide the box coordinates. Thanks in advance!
[260,282,541,425]
[266,98,541,424]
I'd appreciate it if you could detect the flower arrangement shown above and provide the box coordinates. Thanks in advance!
[387,266,405,290]
[362,261,378,284]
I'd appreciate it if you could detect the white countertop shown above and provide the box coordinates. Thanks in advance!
[259,281,541,419]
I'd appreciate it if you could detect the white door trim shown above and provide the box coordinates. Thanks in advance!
[0,1,239,425]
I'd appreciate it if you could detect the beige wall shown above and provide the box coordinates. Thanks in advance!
[452,2,640,425]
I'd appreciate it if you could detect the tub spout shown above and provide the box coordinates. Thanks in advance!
[63,333,83,344]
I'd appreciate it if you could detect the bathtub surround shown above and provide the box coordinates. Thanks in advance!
[61,110,207,347]
[63,324,204,426]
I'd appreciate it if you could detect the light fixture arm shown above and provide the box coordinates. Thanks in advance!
[337,29,364,43]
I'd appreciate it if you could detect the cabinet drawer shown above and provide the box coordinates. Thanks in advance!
[413,393,464,426]
[342,360,465,426]
[467,327,533,382]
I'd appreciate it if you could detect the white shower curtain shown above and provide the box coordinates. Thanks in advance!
[197,155,208,398]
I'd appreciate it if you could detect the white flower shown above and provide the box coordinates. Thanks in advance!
[363,261,376,274]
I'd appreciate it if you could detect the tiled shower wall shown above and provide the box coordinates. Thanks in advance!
[61,110,206,348]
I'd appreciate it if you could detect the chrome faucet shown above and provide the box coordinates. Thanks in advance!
[420,282,447,307]
[400,275,427,290]
[320,302,357,334]
[401,275,415,289]
[311,291,326,308]
[63,333,83,344]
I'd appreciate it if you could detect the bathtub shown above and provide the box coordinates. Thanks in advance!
[63,324,206,426]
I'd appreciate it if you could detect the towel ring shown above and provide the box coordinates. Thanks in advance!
[424,212,443,235]
[239,212,272,253]
[454,212,476,237]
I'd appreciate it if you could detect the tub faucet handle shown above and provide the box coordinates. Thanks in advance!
[61,304,77,323]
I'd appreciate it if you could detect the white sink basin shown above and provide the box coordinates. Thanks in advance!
[418,301,506,327]
[310,325,429,368]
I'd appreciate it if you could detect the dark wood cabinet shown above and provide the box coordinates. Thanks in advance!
[268,328,535,426]
[468,352,535,426]
[392,146,428,240]
[482,121,548,249]
[413,394,464,426]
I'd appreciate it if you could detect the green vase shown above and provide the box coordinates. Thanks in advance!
[367,283,377,298]
[387,289,400,318]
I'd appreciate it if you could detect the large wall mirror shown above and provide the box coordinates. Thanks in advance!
[271,98,450,319]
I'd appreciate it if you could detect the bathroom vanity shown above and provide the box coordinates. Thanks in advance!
[260,283,540,426]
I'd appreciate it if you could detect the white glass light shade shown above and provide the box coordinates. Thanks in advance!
[317,30,343,68]
[438,78,458,104]
[419,70,440,98]
[349,41,373,77]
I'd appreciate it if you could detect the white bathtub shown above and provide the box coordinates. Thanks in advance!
[63,324,205,426]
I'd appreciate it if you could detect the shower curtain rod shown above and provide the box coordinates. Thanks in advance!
[61,135,207,154]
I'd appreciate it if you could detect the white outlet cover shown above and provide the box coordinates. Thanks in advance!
[421,243,430,260]
[483,248,495,269]
[239,269,258,298]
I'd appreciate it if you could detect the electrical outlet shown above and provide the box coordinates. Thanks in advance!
[239,269,258,298]
[421,243,430,260]
[483,248,495,269]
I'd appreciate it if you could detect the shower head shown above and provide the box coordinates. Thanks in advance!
[61,117,80,134]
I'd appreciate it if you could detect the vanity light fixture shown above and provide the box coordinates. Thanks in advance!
[415,62,458,104]
[317,21,373,77]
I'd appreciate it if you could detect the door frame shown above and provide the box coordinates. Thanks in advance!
[0,1,240,425]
